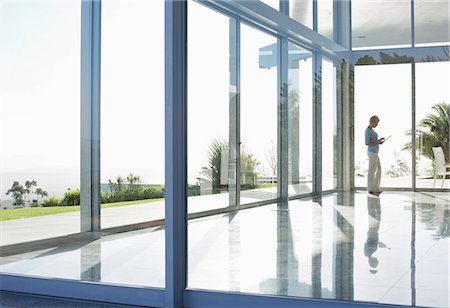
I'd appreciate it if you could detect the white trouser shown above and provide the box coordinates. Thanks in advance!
[367,152,381,192]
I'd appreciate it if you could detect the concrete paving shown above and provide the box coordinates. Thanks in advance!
[0,187,282,246]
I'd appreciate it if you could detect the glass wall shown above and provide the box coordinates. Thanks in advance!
[354,64,412,189]
[0,1,80,245]
[96,0,166,288]
[187,1,232,212]
[290,0,313,29]
[240,24,278,204]
[261,0,279,10]
[414,0,450,46]
[352,0,411,49]
[415,62,450,189]
[101,0,165,229]
[322,58,337,191]
[317,0,333,40]
[288,43,313,196]
[3,1,450,307]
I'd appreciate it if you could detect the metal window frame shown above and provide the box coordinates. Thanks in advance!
[0,274,164,307]
[80,0,101,233]
[278,36,289,202]
[313,52,323,194]
[165,1,188,307]
[352,45,450,192]
[1,3,165,306]
[3,1,450,307]
[228,17,240,207]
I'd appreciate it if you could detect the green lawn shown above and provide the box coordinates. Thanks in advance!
[0,198,163,221]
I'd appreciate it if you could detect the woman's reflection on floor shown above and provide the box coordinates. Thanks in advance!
[365,195,389,274]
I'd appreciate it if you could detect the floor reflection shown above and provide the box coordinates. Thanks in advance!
[364,195,389,274]
[1,192,448,307]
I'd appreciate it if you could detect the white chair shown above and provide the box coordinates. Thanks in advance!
[432,146,450,188]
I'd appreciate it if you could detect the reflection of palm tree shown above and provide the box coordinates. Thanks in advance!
[439,209,450,239]
[403,102,450,162]
[439,209,450,238]
[416,202,450,240]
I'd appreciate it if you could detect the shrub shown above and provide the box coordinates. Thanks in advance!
[101,191,111,203]
[188,184,200,196]
[140,186,164,199]
[42,197,62,207]
[62,189,80,206]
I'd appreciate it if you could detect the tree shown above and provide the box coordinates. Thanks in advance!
[379,52,414,64]
[35,188,48,204]
[356,55,377,65]
[265,140,277,177]
[199,139,228,193]
[6,181,26,208]
[240,149,260,186]
[385,152,411,177]
[5,180,48,207]
[199,139,260,193]
[107,176,125,193]
[35,188,48,198]
[403,102,449,162]
[126,173,143,190]
[24,180,37,205]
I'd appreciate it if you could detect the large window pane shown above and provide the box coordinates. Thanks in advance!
[261,0,279,10]
[187,2,232,212]
[99,0,165,288]
[101,0,164,233]
[322,58,337,191]
[288,43,313,196]
[352,0,411,49]
[290,0,313,29]
[415,0,450,46]
[415,62,450,189]
[1,1,80,245]
[318,0,333,40]
[354,64,412,189]
[240,24,278,204]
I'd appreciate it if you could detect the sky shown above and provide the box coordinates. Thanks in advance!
[1,0,449,199]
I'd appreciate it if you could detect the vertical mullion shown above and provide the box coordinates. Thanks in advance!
[336,61,343,191]
[411,0,415,47]
[229,18,240,207]
[313,53,322,194]
[333,0,340,45]
[279,0,289,201]
[81,0,101,232]
[412,62,416,190]
[280,0,288,15]
[313,0,318,32]
[411,0,416,190]
[313,0,320,194]
[278,37,289,201]
[349,64,355,191]
[165,0,187,307]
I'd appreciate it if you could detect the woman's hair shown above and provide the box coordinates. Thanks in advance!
[370,115,379,123]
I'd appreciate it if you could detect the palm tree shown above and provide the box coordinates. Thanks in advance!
[403,102,449,162]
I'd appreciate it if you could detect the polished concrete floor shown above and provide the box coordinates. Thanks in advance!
[1,192,449,307]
